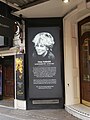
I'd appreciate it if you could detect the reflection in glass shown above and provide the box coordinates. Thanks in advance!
[82,38,90,81]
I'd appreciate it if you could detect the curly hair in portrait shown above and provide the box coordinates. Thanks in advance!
[32,32,55,59]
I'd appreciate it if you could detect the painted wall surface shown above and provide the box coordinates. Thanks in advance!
[63,0,90,106]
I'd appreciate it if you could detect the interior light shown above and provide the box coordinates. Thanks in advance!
[62,0,70,3]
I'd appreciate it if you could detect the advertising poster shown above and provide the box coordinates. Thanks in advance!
[16,54,25,100]
[28,27,62,99]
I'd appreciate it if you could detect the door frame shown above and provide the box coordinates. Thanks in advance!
[0,58,3,100]
[78,16,90,104]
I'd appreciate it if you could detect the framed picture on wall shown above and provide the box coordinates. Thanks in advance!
[27,26,63,99]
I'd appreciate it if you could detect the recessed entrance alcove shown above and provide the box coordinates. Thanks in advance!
[64,1,90,119]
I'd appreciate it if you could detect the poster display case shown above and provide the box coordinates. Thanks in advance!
[25,18,64,109]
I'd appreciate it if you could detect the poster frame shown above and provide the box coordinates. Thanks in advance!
[25,18,65,109]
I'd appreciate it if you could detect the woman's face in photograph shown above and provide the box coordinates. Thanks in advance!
[35,43,48,56]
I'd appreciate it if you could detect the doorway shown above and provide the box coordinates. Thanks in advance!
[0,56,14,107]
[78,16,90,106]
[3,56,14,98]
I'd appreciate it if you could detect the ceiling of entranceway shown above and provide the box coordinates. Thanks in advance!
[5,0,41,8]
[0,0,84,18]
[0,0,49,9]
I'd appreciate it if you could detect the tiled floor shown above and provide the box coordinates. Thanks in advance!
[1,100,90,120]
[0,106,79,120]
[0,98,14,108]
[0,99,79,120]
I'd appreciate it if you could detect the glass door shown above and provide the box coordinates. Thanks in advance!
[80,32,90,106]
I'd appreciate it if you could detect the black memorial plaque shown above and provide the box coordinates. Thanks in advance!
[28,27,63,99]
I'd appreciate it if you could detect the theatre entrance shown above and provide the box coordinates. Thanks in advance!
[78,16,90,106]
[0,56,14,107]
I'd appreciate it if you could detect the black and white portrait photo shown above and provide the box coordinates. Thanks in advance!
[32,32,55,60]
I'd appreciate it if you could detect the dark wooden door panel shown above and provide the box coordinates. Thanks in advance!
[79,31,90,104]
[3,56,14,98]
[82,82,90,102]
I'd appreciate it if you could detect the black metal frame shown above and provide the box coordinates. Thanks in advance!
[25,17,65,110]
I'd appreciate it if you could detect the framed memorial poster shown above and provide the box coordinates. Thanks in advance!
[27,27,63,99]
